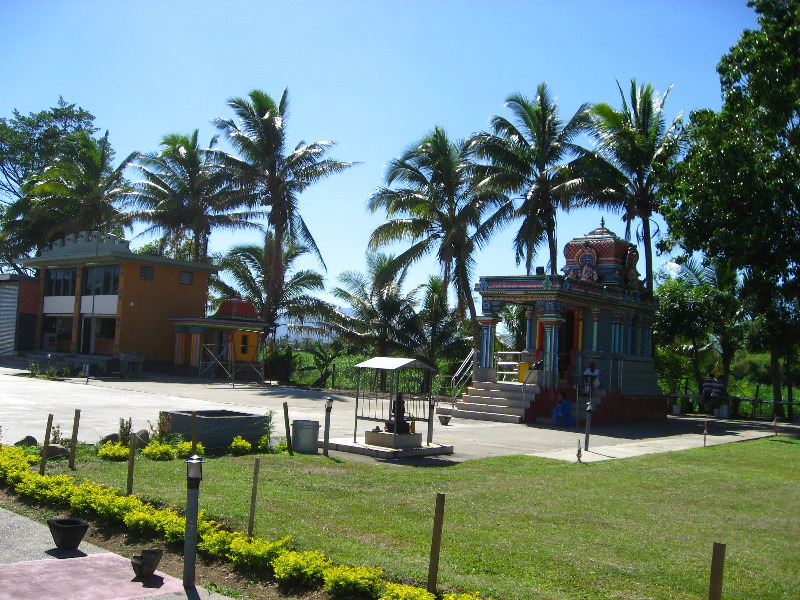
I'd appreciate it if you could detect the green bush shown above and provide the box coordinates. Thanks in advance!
[229,435,252,456]
[273,550,332,589]
[323,564,384,599]
[227,534,292,572]
[176,441,205,458]
[142,441,176,461]
[28,360,39,377]
[97,441,130,461]
[380,583,436,600]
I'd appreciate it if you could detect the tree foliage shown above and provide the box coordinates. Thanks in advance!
[0,97,97,203]
[470,82,591,274]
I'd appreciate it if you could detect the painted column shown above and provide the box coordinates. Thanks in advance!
[525,308,537,354]
[537,301,565,387]
[575,309,584,352]
[478,314,501,369]
[591,309,600,352]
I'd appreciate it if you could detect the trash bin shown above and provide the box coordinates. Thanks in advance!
[292,420,320,454]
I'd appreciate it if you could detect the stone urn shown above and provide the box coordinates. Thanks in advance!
[438,414,452,426]
[131,547,164,578]
[47,517,89,550]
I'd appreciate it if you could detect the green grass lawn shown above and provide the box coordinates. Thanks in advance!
[52,437,799,600]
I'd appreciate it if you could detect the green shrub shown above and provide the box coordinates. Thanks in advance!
[142,441,176,461]
[176,441,205,458]
[97,441,130,461]
[380,583,436,600]
[118,417,132,446]
[323,564,384,599]
[28,360,39,377]
[229,435,252,456]
[273,550,332,589]
[274,441,289,453]
[227,534,292,572]
[257,434,273,453]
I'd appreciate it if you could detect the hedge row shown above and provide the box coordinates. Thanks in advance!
[0,446,489,600]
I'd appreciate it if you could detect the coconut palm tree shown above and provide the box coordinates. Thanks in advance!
[212,231,329,338]
[5,131,133,249]
[367,126,510,345]
[214,89,355,326]
[470,83,592,274]
[579,79,683,293]
[127,130,262,263]
[326,252,420,359]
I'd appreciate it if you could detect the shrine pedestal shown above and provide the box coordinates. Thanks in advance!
[365,431,423,448]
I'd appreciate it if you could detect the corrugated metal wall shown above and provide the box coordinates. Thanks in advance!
[0,283,19,355]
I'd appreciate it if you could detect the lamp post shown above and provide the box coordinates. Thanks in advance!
[323,397,333,456]
[584,400,593,451]
[183,454,205,588]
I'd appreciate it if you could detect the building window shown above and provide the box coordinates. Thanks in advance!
[82,265,120,295]
[44,268,77,296]
[139,266,154,281]
[180,271,193,285]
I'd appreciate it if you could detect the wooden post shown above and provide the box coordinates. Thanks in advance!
[426,492,446,594]
[191,411,198,454]
[39,414,53,475]
[68,409,81,470]
[283,402,293,456]
[704,421,708,447]
[247,457,261,537]
[126,432,137,495]
[774,415,778,436]
[708,542,726,600]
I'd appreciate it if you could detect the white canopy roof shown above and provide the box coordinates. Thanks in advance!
[354,357,435,372]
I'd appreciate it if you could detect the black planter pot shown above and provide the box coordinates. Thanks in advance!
[47,518,89,550]
[131,547,164,578]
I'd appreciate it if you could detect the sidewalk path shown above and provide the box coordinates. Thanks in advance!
[0,507,233,600]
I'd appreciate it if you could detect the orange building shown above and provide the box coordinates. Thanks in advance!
[18,231,218,370]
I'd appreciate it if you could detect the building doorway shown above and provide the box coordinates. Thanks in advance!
[80,316,116,355]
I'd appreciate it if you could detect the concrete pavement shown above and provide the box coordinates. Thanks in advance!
[0,362,795,464]
[0,506,234,600]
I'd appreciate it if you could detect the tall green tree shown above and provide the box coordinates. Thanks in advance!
[470,83,592,274]
[367,126,509,349]
[579,79,683,293]
[127,130,262,263]
[4,131,133,261]
[214,88,355,329]
[0,97,97,203]
[662,0,800,416]
[212,232,329,338]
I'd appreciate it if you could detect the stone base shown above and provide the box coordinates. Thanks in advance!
[364,431,423,449]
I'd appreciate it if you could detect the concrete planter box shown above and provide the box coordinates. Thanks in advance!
[163,410,267,449]
[365,431,422,449]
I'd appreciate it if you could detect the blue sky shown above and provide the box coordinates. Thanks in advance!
[1,0,758,302]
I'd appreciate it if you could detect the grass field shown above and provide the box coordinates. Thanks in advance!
[51,437,799,600]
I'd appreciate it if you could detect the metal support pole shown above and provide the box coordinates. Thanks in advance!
[584,400,593,452]
[183,478,200,587]
[426,396,435,446]
[323,398,332,457]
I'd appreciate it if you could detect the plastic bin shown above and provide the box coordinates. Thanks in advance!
[292,420,320,454]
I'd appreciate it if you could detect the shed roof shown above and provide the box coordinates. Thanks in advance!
[354,357,435,372]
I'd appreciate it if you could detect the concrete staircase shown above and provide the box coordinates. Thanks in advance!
[440,381,538,423]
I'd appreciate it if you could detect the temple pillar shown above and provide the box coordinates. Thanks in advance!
[475,313,502,381]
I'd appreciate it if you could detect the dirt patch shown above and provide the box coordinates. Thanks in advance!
[0,488,329,600]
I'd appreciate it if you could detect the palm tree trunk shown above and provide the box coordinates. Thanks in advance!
[641,216,654,293]
[548,229,558,275]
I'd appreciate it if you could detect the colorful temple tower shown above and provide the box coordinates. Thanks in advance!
[460,223,665,425]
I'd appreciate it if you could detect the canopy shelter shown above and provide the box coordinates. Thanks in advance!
[170,297,266,385]
[353,357,437,443]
